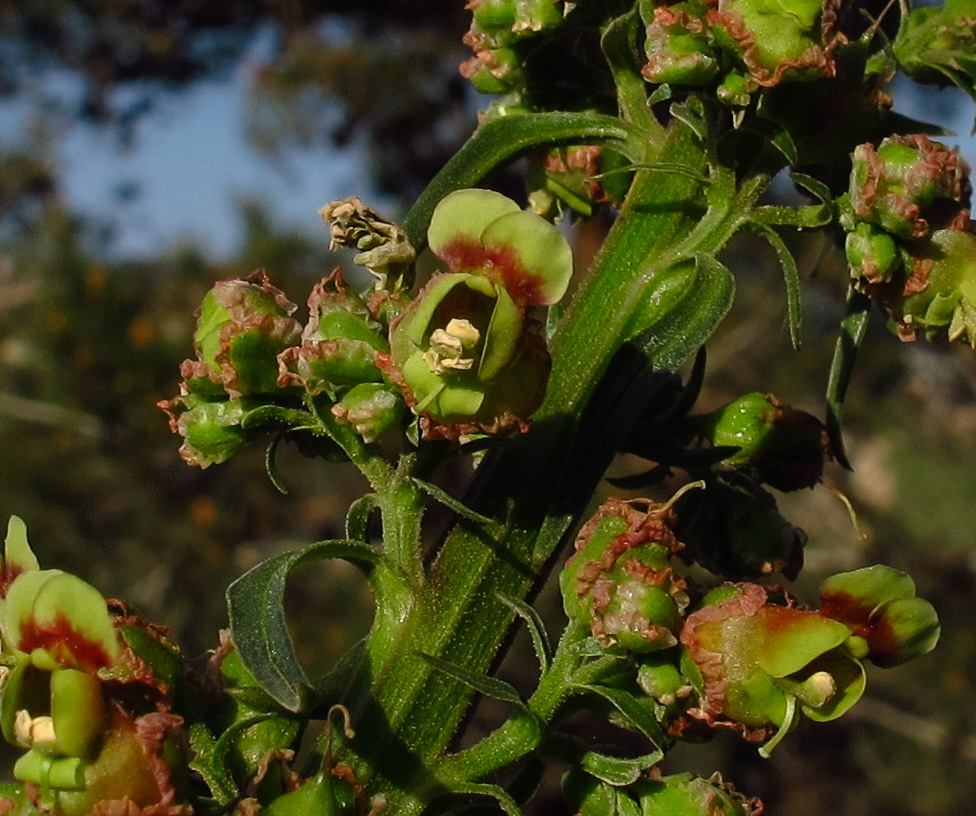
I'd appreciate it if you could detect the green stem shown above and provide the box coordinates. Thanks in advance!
[343,118,782,814]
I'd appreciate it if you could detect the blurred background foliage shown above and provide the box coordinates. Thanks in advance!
[0,1,974,814]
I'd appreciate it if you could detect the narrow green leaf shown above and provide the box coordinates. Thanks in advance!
[574,684,665,749]
[403,112,646,247]
[669,103,707,140]
[187,722,238,805]
[579,749,663,785]
[496,592,553,671]
[411,477,499,529]
[227,540,386,712]
[750,223,802,349]
[416,652,525,707]
[826,289,872,469]
[647,83,674,106]
[436,782,526,816]
[265,436,288,495]
[345,493,380,542]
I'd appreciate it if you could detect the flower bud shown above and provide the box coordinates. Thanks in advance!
[331,383,406,444]
[642,3,721,86]
[193,270,302,398]
[694,392,830,491]
[848,135,970,240]
[565,768,761,816]
[561,497,689,653]
[278,271,388,396]
[845,221,902,284]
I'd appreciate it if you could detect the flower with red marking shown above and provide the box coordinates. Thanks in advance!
[680,583,866,753]
[388,189,572,437]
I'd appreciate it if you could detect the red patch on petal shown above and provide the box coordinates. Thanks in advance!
[820,590,900,667]
[439,238,546,304]
[18,612,114,672]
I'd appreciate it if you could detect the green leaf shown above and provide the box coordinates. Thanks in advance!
[411,478,499,528]
[416,652,525,708]
[826,288,872,469]
[265,436,289,495]
[435,782,526,816]
[750,223,802,349]
[495,592,553,671]
[188,722,238,805]
[574,685,665,749]
[226,539,387,712]
[633,253,736,371]
[345,493,379,542]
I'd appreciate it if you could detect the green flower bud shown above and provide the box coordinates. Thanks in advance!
[849,136,970,240]
[633,772,761,816]
[160,393,258,468]
[193,270,301,398]
[467,0,565,49]
[459,46,523,95]
[680,583,866,750]
[713,0,837,86]
[278,271,388,396]
[261,770,358,816]
[566,769,761,816]
[694,392,830,491]
[561,497,689,653]
[331,383,406,444]
[845,221,902,283]
[641,2,721,86]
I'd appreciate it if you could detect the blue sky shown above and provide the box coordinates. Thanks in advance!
[1,59,974,263]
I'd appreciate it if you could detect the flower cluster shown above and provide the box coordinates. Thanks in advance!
[161,189,573,461]
[561,493,939,756]
[459,0,569,95]
[841,135,976,344]
[640,0,840,105]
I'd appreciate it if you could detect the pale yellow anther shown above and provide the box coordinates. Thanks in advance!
[13,709,33,747]
[423,319,482,375]
[29,715,58,749]
[802,671,837,708]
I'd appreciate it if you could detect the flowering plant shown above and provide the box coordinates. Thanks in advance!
[4,1,972,813]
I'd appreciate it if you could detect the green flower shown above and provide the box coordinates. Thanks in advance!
[897,226,976,346]
[680,583,866,753]
[0,519,190,816]
[389,189,572,435]
[847,135,970,241]
[277,270,389,397]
